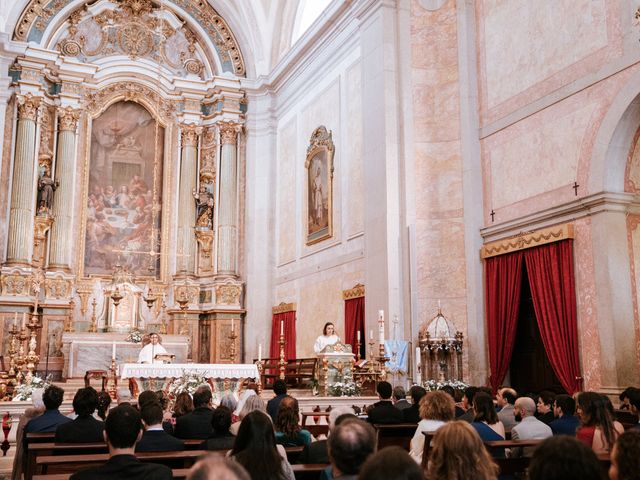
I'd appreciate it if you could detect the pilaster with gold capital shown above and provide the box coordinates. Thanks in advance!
[48,106,81,270]
[6,93,42,265]
[176,124,201,274]
[216,121,241,274]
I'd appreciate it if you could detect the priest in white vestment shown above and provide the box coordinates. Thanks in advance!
[314,322,340,354]
[138,333,168,363]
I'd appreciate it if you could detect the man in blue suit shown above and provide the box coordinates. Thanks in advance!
[549,394,580,436]
[24,385,71,433]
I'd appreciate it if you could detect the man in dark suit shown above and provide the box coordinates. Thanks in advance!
[70,404,172,480]
[174,385,214,439]
[403,386,427,423]
[392,386,411,410]
[55,387,104,443]
[628,389,640,429]
[549,394,580,436]
[298,409,356,464]
[24,385,72,433]
[367,381,403,424]
[267,380,288,422]
[136,401,185,452]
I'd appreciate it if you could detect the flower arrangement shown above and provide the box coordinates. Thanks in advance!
[328,371,361,397]
[328,381,361,397]
[125,328,143,343]
[423,379,469,392]
[167,370,209,399]
[12,375,52,401]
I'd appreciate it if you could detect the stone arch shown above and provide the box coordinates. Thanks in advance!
[588,69,640,194]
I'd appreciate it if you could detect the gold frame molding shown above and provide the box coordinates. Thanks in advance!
[480,223,575,259]
[272,302,296,315]
[305,126,335,245]
[342,283,365,300]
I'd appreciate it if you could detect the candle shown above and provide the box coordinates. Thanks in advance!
[415,347,421,377]
[22,312,26,328]
[13,312,17,327]
[280,319,284,336]
[369,329,373,340]
[357,331,361,342]
[378,310,385,345]
[112,341,116,359]
[258,343,262,361]
[231,319,235,333]
[378,309,384,321]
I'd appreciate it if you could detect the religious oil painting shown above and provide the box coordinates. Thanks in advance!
[305,126,334,245]
[84,101,164,277]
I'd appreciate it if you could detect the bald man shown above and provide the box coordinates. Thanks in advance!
[511,397,552,457]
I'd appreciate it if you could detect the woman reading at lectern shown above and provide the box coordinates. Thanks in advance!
[313,322,340,354]
[138,333,169,363]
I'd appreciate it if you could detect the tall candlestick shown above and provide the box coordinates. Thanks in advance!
[258,343,262,362]
[378,310,385,345]
[280,319,284,336]
[112,341,116,359]
[231,319,235,333]
[357,330,361,342]
[415,347,421,378]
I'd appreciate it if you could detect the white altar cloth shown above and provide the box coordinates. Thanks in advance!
[119,363,260,379]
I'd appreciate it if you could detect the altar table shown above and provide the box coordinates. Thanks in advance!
[120,363,260,401]
[119,363,259,379]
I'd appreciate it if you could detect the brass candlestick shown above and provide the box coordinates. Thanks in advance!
[106,357,118,399]
[13,327,29,385]
[278,333,286,380]
[159,298,168,335]
[7,323,19,377]
[356,337,362,362]
[228,328,238,363]
[368,339,375,359]
[65,299,75,333]
[176,290,190,335]
[255,360,264,394]
[88,298,98,333]
[24,313,42,384]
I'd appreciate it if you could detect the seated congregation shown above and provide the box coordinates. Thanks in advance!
[12,380,640,480]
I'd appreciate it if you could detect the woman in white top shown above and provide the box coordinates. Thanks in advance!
[313,322,340,354]
[409,390,456,465]
[137,333,168,364]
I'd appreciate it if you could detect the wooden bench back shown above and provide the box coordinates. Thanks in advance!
[373,423,416,451]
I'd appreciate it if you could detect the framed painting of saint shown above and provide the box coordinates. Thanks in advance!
[305,126,335,245]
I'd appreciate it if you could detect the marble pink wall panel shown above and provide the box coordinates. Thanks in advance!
[475,0,621,124]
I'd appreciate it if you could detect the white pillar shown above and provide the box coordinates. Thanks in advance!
[177,125,198,274]
[6,94,40,265]
[217,122,240,275]
[49,107,80,270]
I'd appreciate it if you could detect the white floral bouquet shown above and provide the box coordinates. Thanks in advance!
[423,379,469,392]
[12,375,52,401]
[328,371,361,397]
[167,370,209,399]
[125,329,143,343]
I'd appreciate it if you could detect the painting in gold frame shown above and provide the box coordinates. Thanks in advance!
[305,126,334,245]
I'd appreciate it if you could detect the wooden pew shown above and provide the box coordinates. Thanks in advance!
[35,450,209,475]
[285,445,305,463]
[33,469,191,480]
[33,465,328,480]
[373,423,417,451]
[301,412,330,438]
[26,439,204,480]
[291,463,329,480]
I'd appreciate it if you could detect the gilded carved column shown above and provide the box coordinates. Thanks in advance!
[177,124,199,274]
[49,107,80,270]
[6,94,41,265]
[217,123,240,274]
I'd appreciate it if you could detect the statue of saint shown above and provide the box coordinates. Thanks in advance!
[193,186,214,229]
[37,167,59,215]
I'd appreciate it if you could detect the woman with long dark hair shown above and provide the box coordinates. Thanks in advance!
[313,322,340,353]
[576,391,623,453]
[231,411,295,480]
[472,392,505,440]
[274,396,312,446]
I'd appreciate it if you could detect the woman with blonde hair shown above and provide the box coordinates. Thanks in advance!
[409,390,455,464]
[230,394,267,435]
[427,421,499,480]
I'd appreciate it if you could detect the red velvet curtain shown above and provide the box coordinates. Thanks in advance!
[524,240,582,394]
[344,296,365,356]
[270,311,297,361]
[485,251,524,393]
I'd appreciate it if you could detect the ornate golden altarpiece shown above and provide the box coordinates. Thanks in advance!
[0,0,248,392]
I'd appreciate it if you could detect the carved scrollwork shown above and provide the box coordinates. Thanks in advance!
[219,122,240,145]
[58,107,81,131]
[85,82,176,120]
[44,277,72,299]
[181,124,200,147]
[1,273,30,296]
[215,283,242,306]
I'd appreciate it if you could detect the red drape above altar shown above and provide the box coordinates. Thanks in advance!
[344,296,365,356]
[270,310,296,361]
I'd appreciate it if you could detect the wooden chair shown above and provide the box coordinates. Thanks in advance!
[83,370,108,391]
[373,423,416,451]
[284,358,317,388]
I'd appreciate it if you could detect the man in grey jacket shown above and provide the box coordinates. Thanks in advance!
[497,387,518,432]
[511,397,552,457]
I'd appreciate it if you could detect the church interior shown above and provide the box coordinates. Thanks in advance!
[0,0,639,477]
